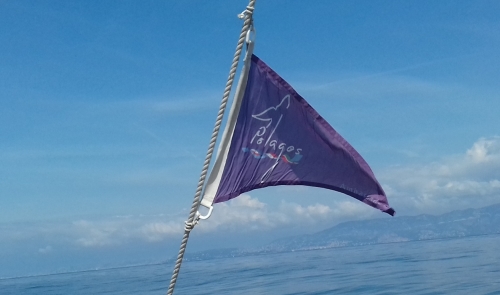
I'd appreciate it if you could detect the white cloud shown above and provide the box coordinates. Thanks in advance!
[382,136,500,214]
[279,202,332,219]
[230,194,266,209]
[329,201,377,220]
[197,195,277,232]
[71,215,185,247]
[150,97,216,113]
[38,245,53,254]
[73,219,130,247]
[466,137,500,163]
[299,72,454,101]
[140,222,183,242]
[197,194,370,233]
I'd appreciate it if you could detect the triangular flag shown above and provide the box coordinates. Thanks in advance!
[202,54,394,216]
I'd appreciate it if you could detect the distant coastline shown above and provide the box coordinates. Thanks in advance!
[182,203,500,261]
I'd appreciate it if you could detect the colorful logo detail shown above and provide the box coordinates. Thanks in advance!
[241,147,302,164]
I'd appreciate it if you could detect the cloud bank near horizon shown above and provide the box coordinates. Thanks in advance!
[382,136,500,214]
[2,137,499,253]
[1,195,364,252]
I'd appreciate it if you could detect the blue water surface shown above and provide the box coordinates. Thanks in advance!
[2,234,500,294]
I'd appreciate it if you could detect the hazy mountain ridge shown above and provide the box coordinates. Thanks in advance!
[262,203,500,252]
[183,203,500,261]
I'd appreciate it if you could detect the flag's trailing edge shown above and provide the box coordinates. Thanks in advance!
[201,51,395,216]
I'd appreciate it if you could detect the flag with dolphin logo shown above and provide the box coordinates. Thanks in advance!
[200,53,395,216]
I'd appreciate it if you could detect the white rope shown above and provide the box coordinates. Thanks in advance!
[166,1,256,294]
[238,5,255,19]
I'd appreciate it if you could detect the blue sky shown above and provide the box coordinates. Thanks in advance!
[1,0,500,277]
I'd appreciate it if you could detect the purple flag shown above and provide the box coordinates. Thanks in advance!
[202,54,394,216]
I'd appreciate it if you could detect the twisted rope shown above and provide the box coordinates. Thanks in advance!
[166,1,256,294]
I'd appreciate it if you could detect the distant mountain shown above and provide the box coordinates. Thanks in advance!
[261,203,500,252]
[182,203,500,261]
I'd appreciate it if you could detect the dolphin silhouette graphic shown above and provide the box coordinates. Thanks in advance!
[251,95,291,128]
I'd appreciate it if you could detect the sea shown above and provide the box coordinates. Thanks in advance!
[1,234,499,295]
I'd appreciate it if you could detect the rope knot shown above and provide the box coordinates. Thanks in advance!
[238,5,255,19]
[184,219,198,232]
